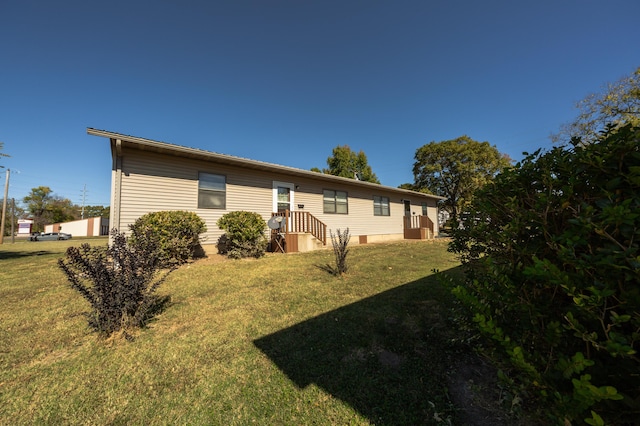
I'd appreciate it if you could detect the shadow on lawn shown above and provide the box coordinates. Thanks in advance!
[0,250,53,260]
[254,267,473,425]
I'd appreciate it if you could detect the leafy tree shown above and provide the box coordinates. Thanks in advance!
[397,183,416,191]
[412,136,510,224]
[315,145,380,183]
[49,197,77,223]
[81,205,110,219]
[552,66,640,145]
[0,198,25,237]
[23,186,76,231]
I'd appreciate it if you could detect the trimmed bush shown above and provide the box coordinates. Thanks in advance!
[217,211,267,259]
[58,229,173,337]
[449,124,640,425]
[129,210,207,267]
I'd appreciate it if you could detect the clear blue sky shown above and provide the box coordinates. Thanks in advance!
[1,0,639,208]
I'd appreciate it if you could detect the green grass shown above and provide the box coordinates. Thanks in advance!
[0,238,466,425]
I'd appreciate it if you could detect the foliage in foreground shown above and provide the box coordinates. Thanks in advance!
[129,210,207,267]
[58,230,174,336]
[217,210,268,259]
[448,124,640,425]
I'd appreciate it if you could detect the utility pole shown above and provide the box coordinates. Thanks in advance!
[81,183,87,219]
[0,168,9,245]
[11,198,15,243]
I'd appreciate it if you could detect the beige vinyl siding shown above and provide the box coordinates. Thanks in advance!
[115,147,440,246]
[288,179,406,238]
[117,149,276,244]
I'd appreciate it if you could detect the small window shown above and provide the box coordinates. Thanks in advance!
[421,202,428,216]
[323,189,348,214]
[374,196,390,216]
[198,172,226,209]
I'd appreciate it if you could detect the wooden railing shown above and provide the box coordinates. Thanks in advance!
[403,215,435,239]
[271,210,327,245]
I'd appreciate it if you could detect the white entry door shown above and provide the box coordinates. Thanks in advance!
[273,181,295,213]
[273,181,295,232]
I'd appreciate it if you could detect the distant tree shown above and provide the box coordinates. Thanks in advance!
[552,66,640,145]
[0,198,25,237]
[23,186,76,231]
[49,198,77,223]
[397,183,416,191]
[315,145,380,183]
[81,205,110,219]
[412,136,510,224]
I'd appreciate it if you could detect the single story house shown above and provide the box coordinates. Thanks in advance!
[45,216,109,237]
[88,128,446,253]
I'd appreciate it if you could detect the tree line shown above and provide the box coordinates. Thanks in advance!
[3,66,638,235]
[314,66,639,228]
[1,185,109,235]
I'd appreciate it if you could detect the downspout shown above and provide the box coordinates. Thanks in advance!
[110,138,123,243]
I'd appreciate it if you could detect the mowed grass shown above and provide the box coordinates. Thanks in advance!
[0,237,463,425]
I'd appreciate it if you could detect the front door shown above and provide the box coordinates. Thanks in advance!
[273,181,295,213]
[404,200,411,216]
[273,181,295,232]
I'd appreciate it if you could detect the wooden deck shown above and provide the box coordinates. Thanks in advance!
[403,215,435,240]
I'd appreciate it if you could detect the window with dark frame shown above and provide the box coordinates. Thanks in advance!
[373,195,390,216]
[198,172,226,209]
[323,189,348,214]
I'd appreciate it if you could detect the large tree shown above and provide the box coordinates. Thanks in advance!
[313,145,380,184]
[552,66,640,145]
[23,186,76,231]
[412,136,510,224]
[81,205,110,219]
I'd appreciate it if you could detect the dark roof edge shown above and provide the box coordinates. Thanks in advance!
[87,127,446,201]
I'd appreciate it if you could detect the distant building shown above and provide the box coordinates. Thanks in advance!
[17,219,34,235]
[45,217,109,237]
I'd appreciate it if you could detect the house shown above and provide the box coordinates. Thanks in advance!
[88,128,446,253]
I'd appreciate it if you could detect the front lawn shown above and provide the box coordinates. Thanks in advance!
[0,238,504,425]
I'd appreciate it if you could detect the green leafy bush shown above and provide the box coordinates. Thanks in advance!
[129,210,207,267]
[449,124,640,424]
[217,211,267,259]
[58,229,173,337]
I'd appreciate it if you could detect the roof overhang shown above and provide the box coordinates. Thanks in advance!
[87,127,446,201]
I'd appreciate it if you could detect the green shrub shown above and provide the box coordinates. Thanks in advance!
[129,210,207,266]
[217,211,267,259]
[449,124,640,425]
[58,229,173,337]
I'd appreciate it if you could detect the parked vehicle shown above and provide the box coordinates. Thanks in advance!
[29,232,72,241]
